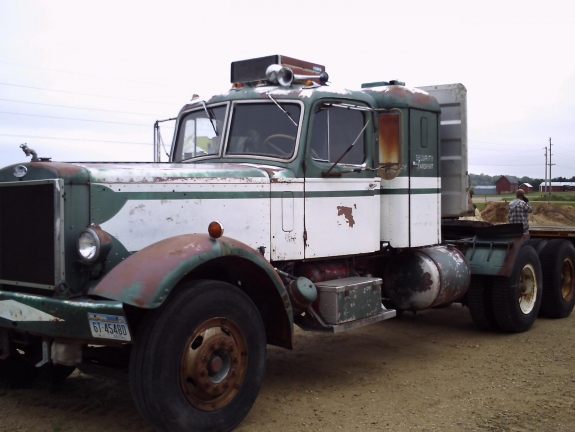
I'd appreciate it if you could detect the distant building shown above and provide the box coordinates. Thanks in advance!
[519,183,533,193]
[539,182,575,192]
[474,185,498,195]
[495,176,519,193]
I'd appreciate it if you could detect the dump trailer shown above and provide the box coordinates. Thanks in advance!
[0,55,574,432]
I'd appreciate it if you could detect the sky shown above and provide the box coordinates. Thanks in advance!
[1,0,574,179]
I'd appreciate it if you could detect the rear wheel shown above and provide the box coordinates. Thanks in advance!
[466,275,498,330]
[526,238,548,255]
[539,240,575,318]
[492,245,542,332]
[130,280,266,432]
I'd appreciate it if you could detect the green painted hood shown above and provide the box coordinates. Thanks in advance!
[0,161,296,185]
[0,162,90,185]
[73,162,285,183]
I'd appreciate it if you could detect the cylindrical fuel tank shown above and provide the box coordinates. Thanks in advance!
[382,245,470,311]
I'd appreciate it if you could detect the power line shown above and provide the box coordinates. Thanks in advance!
[469,139,544,148]
[0,82,179,106]
[0,59,180,90]
[0,110,149,126]
[0,98,164,117]
[552,152,575,162]
[470,163,541,166]
[471,148,543,154]
[0,133,151,146]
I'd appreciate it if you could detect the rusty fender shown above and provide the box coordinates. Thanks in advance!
[89,234,293,346]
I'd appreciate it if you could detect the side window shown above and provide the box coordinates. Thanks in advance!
[311,105,366,165]
[420,117,428,148]
[173,105,226,162]
[378,111,401,180]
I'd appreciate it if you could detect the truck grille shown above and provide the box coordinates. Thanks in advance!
[0,181,61,288]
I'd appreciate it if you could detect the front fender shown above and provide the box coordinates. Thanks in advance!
[90,234,288,309]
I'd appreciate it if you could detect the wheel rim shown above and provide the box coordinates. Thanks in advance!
[180,317,248,411]
[518,263,537,314]
[560,257,575,302]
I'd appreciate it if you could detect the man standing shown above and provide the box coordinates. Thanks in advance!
[508,189,532,234]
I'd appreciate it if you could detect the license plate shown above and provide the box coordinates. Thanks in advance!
[88,313,132,341]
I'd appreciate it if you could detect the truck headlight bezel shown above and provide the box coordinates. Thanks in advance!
[77,226,111,264]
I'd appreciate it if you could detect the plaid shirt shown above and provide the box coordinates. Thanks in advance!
[508,199,532,230]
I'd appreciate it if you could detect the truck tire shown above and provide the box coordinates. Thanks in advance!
[130,280,266,432]
[539,240,575,318]
[492,245,542,332]
[526,238,548,255]
[466,275,498,330]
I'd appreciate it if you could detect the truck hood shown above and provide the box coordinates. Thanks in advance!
[0,161,296,184]
[75,162,273,184]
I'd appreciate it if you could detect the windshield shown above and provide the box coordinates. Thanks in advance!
[173,105,227,162]
[226,102,301,159]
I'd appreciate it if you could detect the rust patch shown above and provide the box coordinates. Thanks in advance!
[337,206,355,227]
[28,161,84,177]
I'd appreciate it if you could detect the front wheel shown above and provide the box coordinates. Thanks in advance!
[492,245,542,332]
[130,280,266,432]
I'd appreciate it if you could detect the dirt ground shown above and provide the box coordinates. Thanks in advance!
[1,305,574,432]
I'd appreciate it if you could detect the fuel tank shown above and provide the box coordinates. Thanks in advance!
[382,245,470,311]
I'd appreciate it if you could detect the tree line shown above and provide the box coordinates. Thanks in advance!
[470,174,575,191]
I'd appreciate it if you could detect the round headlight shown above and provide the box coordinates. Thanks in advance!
[78,228,100,262]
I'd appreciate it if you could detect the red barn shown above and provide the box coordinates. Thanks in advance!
[519,183,533,193]
[496,176,519,193]
[541,182,575,192]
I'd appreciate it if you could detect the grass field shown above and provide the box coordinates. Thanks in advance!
[529,191,575,201]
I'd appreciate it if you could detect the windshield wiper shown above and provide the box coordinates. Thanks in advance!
[268,94,298,127]
[201,100,218,136]
[323,119,371,177]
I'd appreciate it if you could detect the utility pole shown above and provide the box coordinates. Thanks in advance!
[549,137,554,200]
[543,146,548,196]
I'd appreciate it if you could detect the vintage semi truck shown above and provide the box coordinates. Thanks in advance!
[0,55,574,432]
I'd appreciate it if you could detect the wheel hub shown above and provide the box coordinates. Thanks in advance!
[561,257,574,302]
[180,317,248,411]
[518,263,537,314]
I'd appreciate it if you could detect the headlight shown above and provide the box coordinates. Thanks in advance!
[78,226,111,263]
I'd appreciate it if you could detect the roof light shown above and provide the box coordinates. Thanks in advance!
[208,221,224,239]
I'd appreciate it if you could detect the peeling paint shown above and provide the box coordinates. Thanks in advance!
[337,206,355,227]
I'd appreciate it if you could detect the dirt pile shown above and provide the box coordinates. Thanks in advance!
[531,202,575,225]
[480,201,508,223]
[481,201,575,226]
